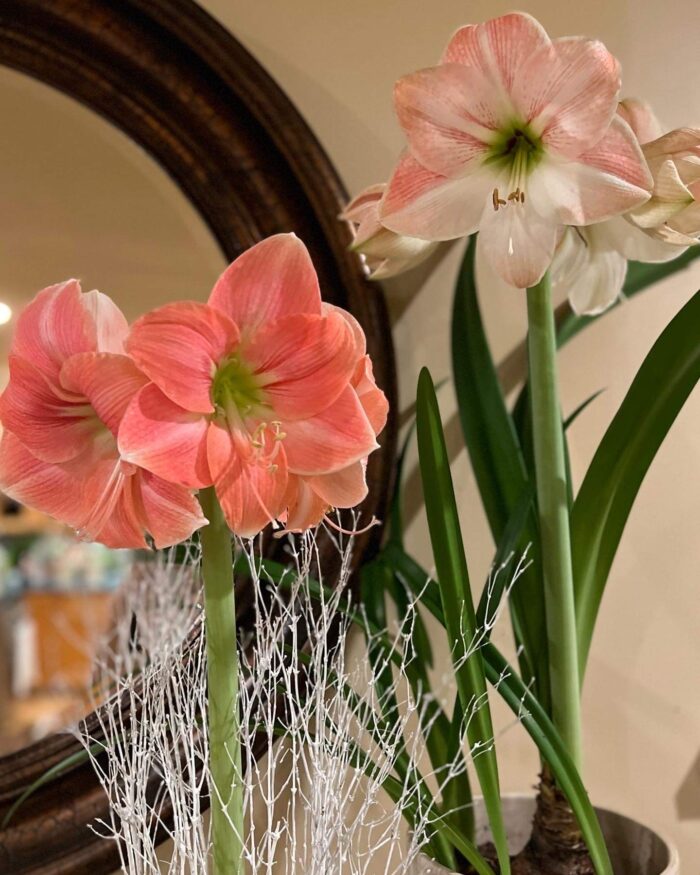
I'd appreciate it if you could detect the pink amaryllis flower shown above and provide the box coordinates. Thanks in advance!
[379,12,653,288]
[552,100,696,314]
[342,184,440,279]
[119,234,383,538]
[281,307,389,532]
[0,280,206,548]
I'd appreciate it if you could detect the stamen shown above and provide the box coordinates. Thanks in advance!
[492,188,507,211]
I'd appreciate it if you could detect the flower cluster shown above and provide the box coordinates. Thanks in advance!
[344,12,700,313]
[0,235,387,547]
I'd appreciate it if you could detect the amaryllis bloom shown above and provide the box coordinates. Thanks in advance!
[0,280,206,548]
[378,12,653,288]
[553,100,696,314]
[628,127,700,245]
[281,308,389,531]
[119,234,383,538]
[342,184,439,279]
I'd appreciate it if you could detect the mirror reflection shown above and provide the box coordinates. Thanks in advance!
[0,66,226,755]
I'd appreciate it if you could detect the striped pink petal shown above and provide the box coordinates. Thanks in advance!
[208,233,322,333]
[127,301,239,413]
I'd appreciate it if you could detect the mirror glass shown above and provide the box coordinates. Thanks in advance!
[0,67,226,755]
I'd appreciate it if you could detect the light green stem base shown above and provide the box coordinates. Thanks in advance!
[198,487,244,875]
[526,275,583,772]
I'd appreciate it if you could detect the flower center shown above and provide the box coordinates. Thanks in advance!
[485,122,543,210]
[211,355,268,420]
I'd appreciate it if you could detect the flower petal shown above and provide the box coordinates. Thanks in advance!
[60,352,148,436]
[0,430,90,529]
[516,37,621,157]
[617,98,663,145]
[1,355,101,463]
[134,471,207,548]
[308,460,368,508]
[282,386,377,476]
[532,117,652,226]
[245,311,357,420]
[442,13,551,93]
[10,280,96,384]
[380,152,494,241]
[81,290,129,353]
[553,226,628,316]
[208,234,322,333]
[207,420,288,537]
[600,215,684,262]
[119,384,212,488]
[394,65,496,176]
[281,474,329,531]
[352,356,388,435]
[477,197,558,288]
[127,301,239,413]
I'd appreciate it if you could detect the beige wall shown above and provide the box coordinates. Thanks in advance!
[1,0,698,867]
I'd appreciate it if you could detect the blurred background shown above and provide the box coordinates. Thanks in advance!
[0,0,698,865]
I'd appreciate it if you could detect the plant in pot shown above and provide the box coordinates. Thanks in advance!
[342,10,699,875]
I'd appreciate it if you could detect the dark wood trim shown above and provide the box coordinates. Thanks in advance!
[0,2,397,871]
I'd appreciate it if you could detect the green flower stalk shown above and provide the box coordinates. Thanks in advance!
[198,486,244,875]
[526,273,583,770]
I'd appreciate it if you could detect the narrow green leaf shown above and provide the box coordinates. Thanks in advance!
[1,742,102,828]
[339,547,613,875]
[573,290,700,674]
[441,693,476,844]
[452,238,549,707]
[416,367,511,875]
[361,560,400,722]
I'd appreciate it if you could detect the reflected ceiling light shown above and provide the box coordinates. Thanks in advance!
[0,302,12,325]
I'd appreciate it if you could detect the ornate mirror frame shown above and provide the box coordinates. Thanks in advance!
[0,2,397,871]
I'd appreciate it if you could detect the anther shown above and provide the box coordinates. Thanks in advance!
[492,188,507,211]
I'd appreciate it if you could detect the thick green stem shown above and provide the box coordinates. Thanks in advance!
[526,274,583,771]
[198,486,243,875]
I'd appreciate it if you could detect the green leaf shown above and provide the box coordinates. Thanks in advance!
[452,238,549,707]
[357,545,613,875]
[361,559,400,722]
[416,366,511,875]
[1,743,102,828]
[573,290,700,674]
[481,643,613,875]
[441,694,476,844]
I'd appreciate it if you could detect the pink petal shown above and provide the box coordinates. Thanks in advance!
[244,311,357,420]
[442,13,550,93]
[87,467,148,549]
[119,384,212,489]
[60,353,148,436]
[283,386,378,476]
[322,302,366,359]
[308,460,368,508]
[341,184,386,226]
[352,356,389,435]
[477,198,558,288]
[515,38,621,157]
[81,290,129,353]
[10,280,96,384]
[617,98,663,145]
[282,474,329,531]
[208,234,322,333]
[1,355,100,464]
[127,302,239,413]
[380,152,495,241]
[533,116,652,226]
[394,65,496,176]
[0,431,90,530]
[207,420,288,537]
[134,471,207,548]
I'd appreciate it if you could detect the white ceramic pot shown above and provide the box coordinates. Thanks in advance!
[409,794,679,875]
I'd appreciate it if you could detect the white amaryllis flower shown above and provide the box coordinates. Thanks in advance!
[342,184,439,279]
[378,12,652,289]
[553,100,699,314]
[629,127,700,244]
